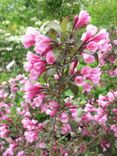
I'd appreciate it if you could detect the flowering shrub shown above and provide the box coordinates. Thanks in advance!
[0,10,117,156]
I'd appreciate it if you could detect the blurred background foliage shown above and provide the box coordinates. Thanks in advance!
[0,0,117,80]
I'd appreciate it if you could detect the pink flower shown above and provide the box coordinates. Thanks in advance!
[81,24,97,42]
[0,124,10,138]
[75,76,85,86]
[93,29,109,42]
[113,109,117,115]
[82,53,95,64]
[88,67,101,84]
[3,143,16,156]
[113,39,117,45]
[49,101,59,109]
[84,103,96,112]
[86,41,98,52]
[60,112,69,123]
[83,83,92,92]
[22,118,37,130]
[81,66,91,78]
[81,113,93,121]
[54,74,60,80]
[46,108,57,117]
[98,95,109,108]
[81,31,92,43]
[69,60,78,75]
[86,24,97,35]
[24,52,46,80]
[79,144,87,154]
[107,92,115,102]
[109,55,116,63]
[74,10,90,29]
[94,108,107,125]
[24,81,42,100]
[32,94,45,108]
[22,27,39,48]
[98,39,112,52]
[108,68,117,77]
[100,140,110,152]
[111,124,117,137]
[17,151,25,156]
[81,25,111,55]
[61,124,71,134]
[70,108,78,119]
[46,101,59,117]
[46,51,56,64]
[34,34,52,55]
[24,130,38,143]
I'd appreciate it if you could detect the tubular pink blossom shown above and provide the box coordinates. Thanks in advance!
[24,81,42,100]
[74,10,91,29]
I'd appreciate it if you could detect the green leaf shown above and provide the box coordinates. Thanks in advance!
[69,82,79,96]
[47,28,57,39]
[48,21,61,33]
[61,17,69,32]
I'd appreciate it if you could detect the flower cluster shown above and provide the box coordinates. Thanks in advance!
[23,28,56,80]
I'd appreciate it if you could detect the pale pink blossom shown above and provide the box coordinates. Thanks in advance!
[98,39,112,52]
[61,124,71,134]
[46,101,59,117]
[3,143,16,156]
[83,83,92,92]
[34,34,52,55]
[94,108,107,125]
[24,131,38,143]
[37,142,46,149]
[17,151,25,156]
[113,39,117,45]
[108,68,117,77]
[22,118,37,130]
[32,94,45,108]
[75,76,85,86]
[88,67,101,84]
[86,41,98,52]
[98,95,109,108]
[22,27,39,48]
[81,66,91,78]
[107,92,115,102]
[111,124,117,137]
[54,74,60,80]
[60,112,69,123]
[86,24,97,35]
[81,24,97,42]
[82,53,95,64]
[0,124,10,138]
[24,52,46,80]
[84,103,96,112]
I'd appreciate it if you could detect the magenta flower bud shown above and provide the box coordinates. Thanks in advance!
[73,10,90,30]
[46,51,56,64]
